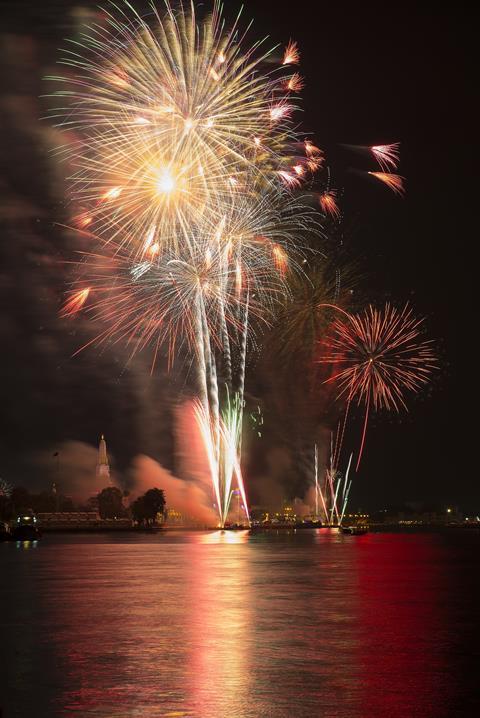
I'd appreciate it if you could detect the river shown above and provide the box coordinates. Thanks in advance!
[1,529,479,717]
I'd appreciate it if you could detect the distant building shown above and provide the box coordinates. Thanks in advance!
[96,434,111,482]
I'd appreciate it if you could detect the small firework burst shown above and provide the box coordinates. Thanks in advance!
[368,172,405,196]
[285,73,305,93]
[319,191,341,219]
[371,143,401,171]
[304,139,322,157]
[320,303,437,468]
[283,40,300,65]
[60,288,91,317]
[277,170,302,188]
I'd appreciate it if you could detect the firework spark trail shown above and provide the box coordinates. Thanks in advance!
[194,390,250,526]
[314,443,329,522]
[314,434,352,525]
[327,433,340,523]
[339,453,353,525]
[332,368,357,470]
[236,295,249,401]
[356,393,371,471]
[194,293,210,413]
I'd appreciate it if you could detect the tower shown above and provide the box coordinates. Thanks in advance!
[96,434,110,480]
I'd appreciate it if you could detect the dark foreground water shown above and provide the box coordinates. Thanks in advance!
[1,529,479,718]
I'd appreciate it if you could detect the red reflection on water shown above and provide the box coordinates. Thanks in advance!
[356,533,451,718]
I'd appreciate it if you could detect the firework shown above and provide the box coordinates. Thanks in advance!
[52,1,319,527]
[320,303,437,468]
[285,73,305,93]
[368,172,405,196]
[271,261,360,374]
[48,2,313,257]
[60,287,91,317]
[66,189,314,358]
[61,186,315,526]
[313,440,352,526]
[371,143,400,171]
[195,390,249,527]
[319,190,341,219]
[283,40,300,65]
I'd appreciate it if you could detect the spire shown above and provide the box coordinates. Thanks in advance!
[98,435,108,465]
[96,434,110,479]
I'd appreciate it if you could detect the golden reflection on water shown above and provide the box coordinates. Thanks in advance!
[187,535,252,716]
[198,529,250,544]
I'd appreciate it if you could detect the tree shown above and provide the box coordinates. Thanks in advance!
[131,488,166,526]
[143,488,166,523]
[131,496,146,525]
[97,487,124,519]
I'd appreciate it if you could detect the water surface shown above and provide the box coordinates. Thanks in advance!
[1,529,479,717]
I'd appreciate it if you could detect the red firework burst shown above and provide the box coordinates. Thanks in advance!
[320,303,437,469]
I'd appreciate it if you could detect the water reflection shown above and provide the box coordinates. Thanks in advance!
[0,530,478,717]
[198,529,250,544]
[15,539,39,549]
[356,533,451,718]
[187,539,252,715]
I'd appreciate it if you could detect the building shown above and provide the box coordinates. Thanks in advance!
[96,434,111,482]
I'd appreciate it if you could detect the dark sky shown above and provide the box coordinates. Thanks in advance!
[0,1,474,510]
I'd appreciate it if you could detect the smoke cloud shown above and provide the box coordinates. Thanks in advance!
[128,454,216,525]
[36,440,116,504]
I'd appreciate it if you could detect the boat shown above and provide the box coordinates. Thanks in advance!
[340,524,368,535]
[11,510,42,540]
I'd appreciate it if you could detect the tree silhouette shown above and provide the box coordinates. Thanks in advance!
[131,488,166,526]
[97,486,124,519]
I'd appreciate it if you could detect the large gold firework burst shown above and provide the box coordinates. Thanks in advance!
[49,1,317,256]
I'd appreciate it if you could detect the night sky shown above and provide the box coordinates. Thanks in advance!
[0,1,474,510]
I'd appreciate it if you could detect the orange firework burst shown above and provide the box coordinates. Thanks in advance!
[283,40,300,65]
[304,139,321,157]
[60,287,91,317]
[319,191,341,219]
[320,303,437,468]
[368,172,405,196]
[285,73,305,93]
[371,143,401,171]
